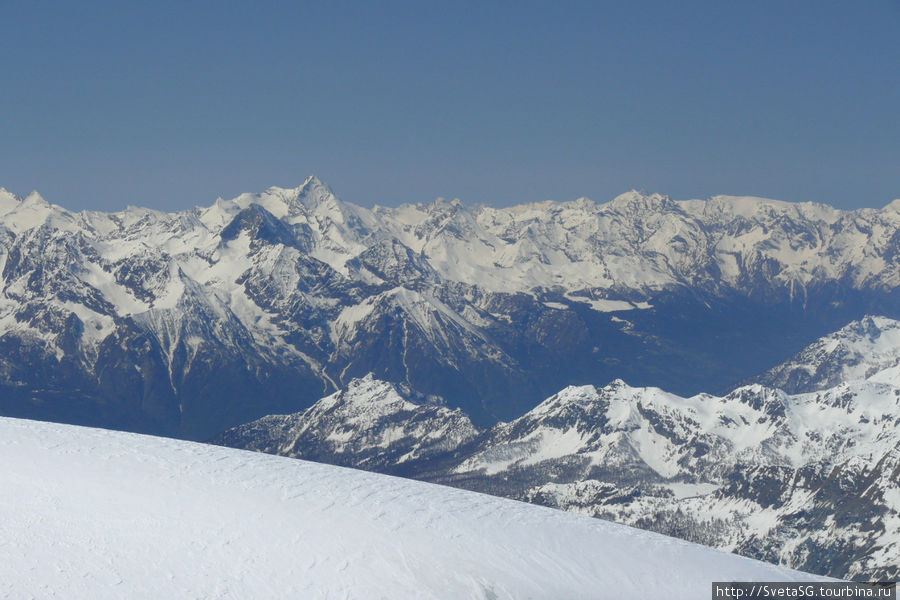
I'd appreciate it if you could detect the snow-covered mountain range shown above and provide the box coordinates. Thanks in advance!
[215,375,478,471]
[754,315,900,392]
[217,317,900,581]
[0,417,824,599]
[0,178,897,438]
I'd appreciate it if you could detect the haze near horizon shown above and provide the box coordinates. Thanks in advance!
[1,1,897,212]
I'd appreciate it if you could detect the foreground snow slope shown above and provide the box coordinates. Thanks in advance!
[0,418,821,599]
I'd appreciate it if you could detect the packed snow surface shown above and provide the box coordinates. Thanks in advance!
[0,417,822,599]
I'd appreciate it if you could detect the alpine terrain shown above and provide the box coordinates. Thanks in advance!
[217,317,900,581]
[0,178,897,439]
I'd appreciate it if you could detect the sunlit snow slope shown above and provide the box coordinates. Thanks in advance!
[0,417,823,600]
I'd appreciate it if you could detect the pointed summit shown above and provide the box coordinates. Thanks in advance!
[22,190,49,206]
[301,174,330,190]
[294,175,339,210]
[1,189,79,234]
[239,176,346,224]
[259,175,345,218]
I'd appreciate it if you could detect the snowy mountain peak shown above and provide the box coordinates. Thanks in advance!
[528,384,601,415]
[294,174,337,204]
[21,190,48,206]
[755,315,900,393]
[218,178,348,228]
[2,190,78,234]
[214,375,478,470]
[431,197,463,209]
[537,379,635,406]
[603,378,630,391]
[679,194,845,225]
[605,190,677,213]
[0,188,20,216]
[322,373,424,410]
[302,173,328,188]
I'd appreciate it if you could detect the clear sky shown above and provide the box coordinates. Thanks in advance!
[1,1,897,212]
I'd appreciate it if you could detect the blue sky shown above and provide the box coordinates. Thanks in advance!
[1,1,897,212]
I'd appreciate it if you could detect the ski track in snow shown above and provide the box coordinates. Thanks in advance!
[0,417,825,599]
